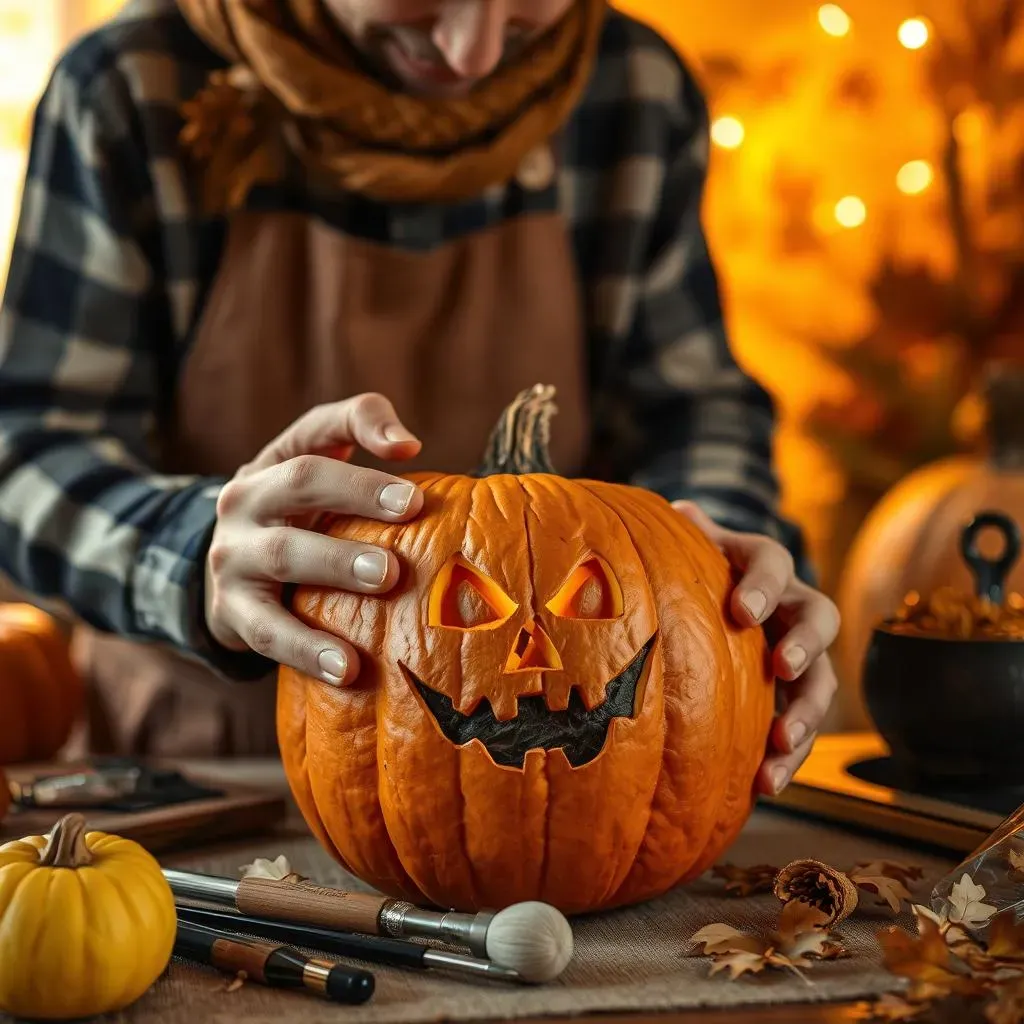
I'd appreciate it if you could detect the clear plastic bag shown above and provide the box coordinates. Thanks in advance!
[930,802,1024,927]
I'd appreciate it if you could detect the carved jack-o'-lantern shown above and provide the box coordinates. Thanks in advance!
[278,386,775,914]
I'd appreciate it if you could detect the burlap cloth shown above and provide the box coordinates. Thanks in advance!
[2,761,961,1022]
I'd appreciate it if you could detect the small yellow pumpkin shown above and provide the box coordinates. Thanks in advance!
[0,813,176,1019]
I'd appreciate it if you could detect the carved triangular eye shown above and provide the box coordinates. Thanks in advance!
[545,556,623,620]
[428,555,518,630]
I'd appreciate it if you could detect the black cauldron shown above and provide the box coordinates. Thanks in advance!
[862,510,1024,785]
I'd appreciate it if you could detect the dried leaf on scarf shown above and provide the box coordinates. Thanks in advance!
[773,858,859,925]
[850,871,914,912]
[867,992,929,1021]
[947,873,999,930]
[688,923,764,956]
[711,862,779,896]
[688,898,841,982]
[852,860,925,888]
[773,899,837,959]
[707,948,807,981]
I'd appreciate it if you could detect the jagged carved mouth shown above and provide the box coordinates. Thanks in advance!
[402,636,655,770]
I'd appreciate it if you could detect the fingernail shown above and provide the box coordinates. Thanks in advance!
[742,589,768,622]
[788,721,807,748]
[771,766,789,793]
[353,551,389,585]
[383,424,417,444]
[318,649,347,685]
[379,482,415,514]
[785,645,808,675]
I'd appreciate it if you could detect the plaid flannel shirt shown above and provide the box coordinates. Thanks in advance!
[0,0,807,678]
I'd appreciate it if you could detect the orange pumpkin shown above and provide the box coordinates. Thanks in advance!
[0,604,83,764]
[278,385,775,914]
[836,363,1024,729]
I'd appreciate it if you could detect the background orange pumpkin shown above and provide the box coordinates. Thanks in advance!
[278,385,775,914]
[0,604,84,764]
[835,363,1024,730]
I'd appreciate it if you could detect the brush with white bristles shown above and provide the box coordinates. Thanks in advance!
[162,857,574,984]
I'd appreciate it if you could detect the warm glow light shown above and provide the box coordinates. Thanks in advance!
[711,116,745,149]
[896,160,934,195]
[898,18,930,49]
[834,196,867,228]
[954,109,984,145]
[818,4,851,37]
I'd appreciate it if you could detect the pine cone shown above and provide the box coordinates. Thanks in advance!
[773,859,859,925]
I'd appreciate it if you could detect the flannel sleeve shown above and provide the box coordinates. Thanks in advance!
[625,59,813,583]
[0,58,267,677]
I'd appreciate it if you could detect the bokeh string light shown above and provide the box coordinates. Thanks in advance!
[710,5,936,229]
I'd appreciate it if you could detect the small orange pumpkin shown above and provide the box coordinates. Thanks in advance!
[278,385,775,914]
[0,604,83,764]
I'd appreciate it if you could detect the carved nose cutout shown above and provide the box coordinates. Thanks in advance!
[504,621,563,673]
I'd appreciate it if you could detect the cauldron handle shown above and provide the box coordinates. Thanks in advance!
[960,510,1022,604]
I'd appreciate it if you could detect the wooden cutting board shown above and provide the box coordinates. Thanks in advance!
[0,760,290,854]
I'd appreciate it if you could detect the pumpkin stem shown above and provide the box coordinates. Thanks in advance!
[476,384,559,477]
[984,361,1024,469]
[39,813,94,868]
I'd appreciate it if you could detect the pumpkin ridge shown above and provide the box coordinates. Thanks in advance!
[551,479,667,895]
[578,482,735,897]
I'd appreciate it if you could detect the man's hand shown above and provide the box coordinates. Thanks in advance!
[672,501,840,797]
[205,393,424,686]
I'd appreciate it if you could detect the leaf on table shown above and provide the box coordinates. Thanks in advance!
[707,948,809,983]
[223,971,247,993]
[867,992,929,1021]
[984,975,1024,1024]
[851,872,914,912]
[947,873,1000,930]
[710,862,779,896]
[239,854,295,880]
[876,913,984,999]
[852,860,925,888]
[984,912,1024,964]
[773,899,834,959]
[688,923,765,956]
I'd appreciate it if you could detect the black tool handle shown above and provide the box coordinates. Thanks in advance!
[960,510,1022,604]
[176,905,429,969]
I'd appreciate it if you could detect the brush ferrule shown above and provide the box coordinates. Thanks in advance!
[379,902,494,958]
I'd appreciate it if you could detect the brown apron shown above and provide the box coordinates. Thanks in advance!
[70,154,591,757]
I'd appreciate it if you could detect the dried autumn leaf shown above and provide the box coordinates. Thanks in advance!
[224,971,247,993]
[851,872,914,913]
[984,911,1024,964]
[867,992,928,1021]
[688,923,764,956]
[711,863,779,897]
[239,854,295,880]
[948,874,1000,930]
[1008,848,1024,883]
[773,899,833,959]
[876,914,984,999]
[708,948,810,983]
[852,860,925,887]
[985,974,1024,1024]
